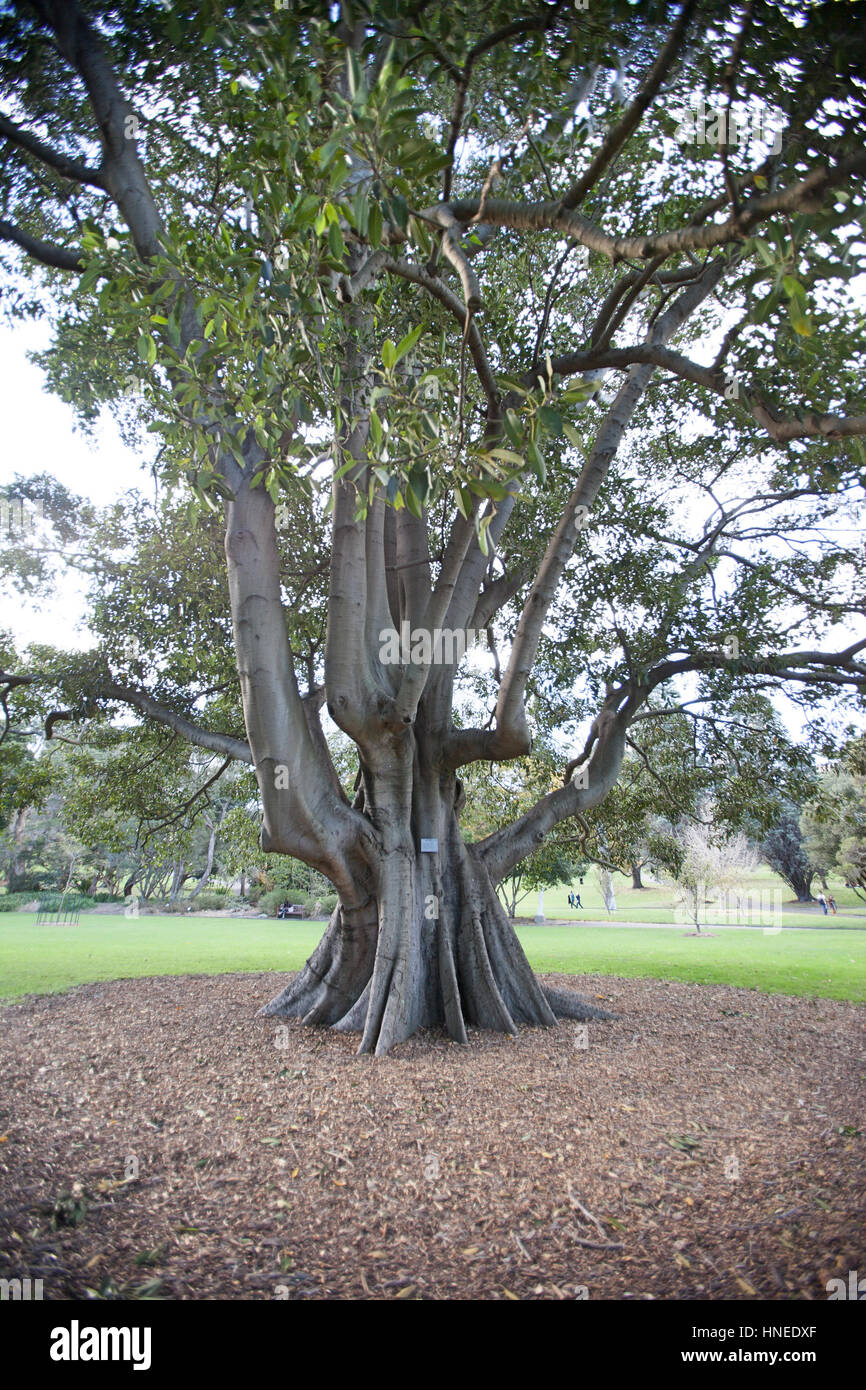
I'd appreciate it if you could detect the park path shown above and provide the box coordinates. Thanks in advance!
[525,917,866,931]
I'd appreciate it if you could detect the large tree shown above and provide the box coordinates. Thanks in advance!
[2,1,865,1052]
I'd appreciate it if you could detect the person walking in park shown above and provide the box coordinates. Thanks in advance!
[828,895,838,914]
[817,892,828,915]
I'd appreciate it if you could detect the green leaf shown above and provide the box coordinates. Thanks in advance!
[454,485,472,520]
[753,238,776,268]
[137,334,157,365]
[405,482,423,519]
[352,188,369,236]
[242,268,261,309]
[381,338,396,371]
[78,264,102,294]
[393,323,424,366]
[526,439,546,483]
[782,275,806,305]
[503,409,522,446]
[751,290,778,325]
[537,405,563,437]
[346,49,363,101]
[328,220,344,261]
[368,201,383,248]
[563,423,583,449]
[385,194,408,231]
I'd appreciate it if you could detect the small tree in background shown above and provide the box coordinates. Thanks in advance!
[656,811,758,934]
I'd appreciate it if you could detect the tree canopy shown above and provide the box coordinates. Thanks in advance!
[2,0,865,1052]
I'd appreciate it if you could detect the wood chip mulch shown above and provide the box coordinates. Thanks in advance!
[0,971,863,1301]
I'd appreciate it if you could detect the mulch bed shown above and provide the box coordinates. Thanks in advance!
[0,971,863,1301]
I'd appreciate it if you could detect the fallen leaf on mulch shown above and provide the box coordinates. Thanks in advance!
[0,971,863,1301]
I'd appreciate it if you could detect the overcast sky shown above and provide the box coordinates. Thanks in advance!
[0,319,150,650]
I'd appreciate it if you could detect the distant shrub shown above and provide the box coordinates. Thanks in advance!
[191,891,230,911]
[0,892,34,912]
[92,892,124,903]
[319,893,338,913]
[160,891,231,913]
[8,873,53,894]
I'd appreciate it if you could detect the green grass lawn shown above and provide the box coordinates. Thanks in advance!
[0,911,863,1004]
[525,866,866,928]
[0,915,323,1001]
[517,925,866,1001]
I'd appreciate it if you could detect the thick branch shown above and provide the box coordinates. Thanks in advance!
[0,217,82,270]
[449,153,866,262]
[476,706,629,884]
[0,112,106,187]
[482,259,727,760]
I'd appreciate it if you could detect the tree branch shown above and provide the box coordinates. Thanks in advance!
[0,112,106,187]
[448,152,866,262]
[0,217,82,270]
[558,0,698,212]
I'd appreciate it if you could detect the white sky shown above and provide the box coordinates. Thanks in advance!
[0,320,150,650]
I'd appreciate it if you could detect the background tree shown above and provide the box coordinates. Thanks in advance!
[759,802,815,902]
[575,696,814,882]
[462,746,584,916]
[653,807,759,932]
[801,737,866,900]
[2,1,866,1051]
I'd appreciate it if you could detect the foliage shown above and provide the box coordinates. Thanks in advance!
[2,0,866,1049]
[654,806,759,931]
[760,803,815,902]
[801,738,866,901]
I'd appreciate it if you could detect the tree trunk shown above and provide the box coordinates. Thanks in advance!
[785,868,814,902]
[598,868,617,912]
[168,861,186,902]
[631,860,644,890]
[261,756,613,1055]
[187,821,217,899]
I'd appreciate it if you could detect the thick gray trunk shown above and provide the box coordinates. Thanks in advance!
[260,757,613,1055]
